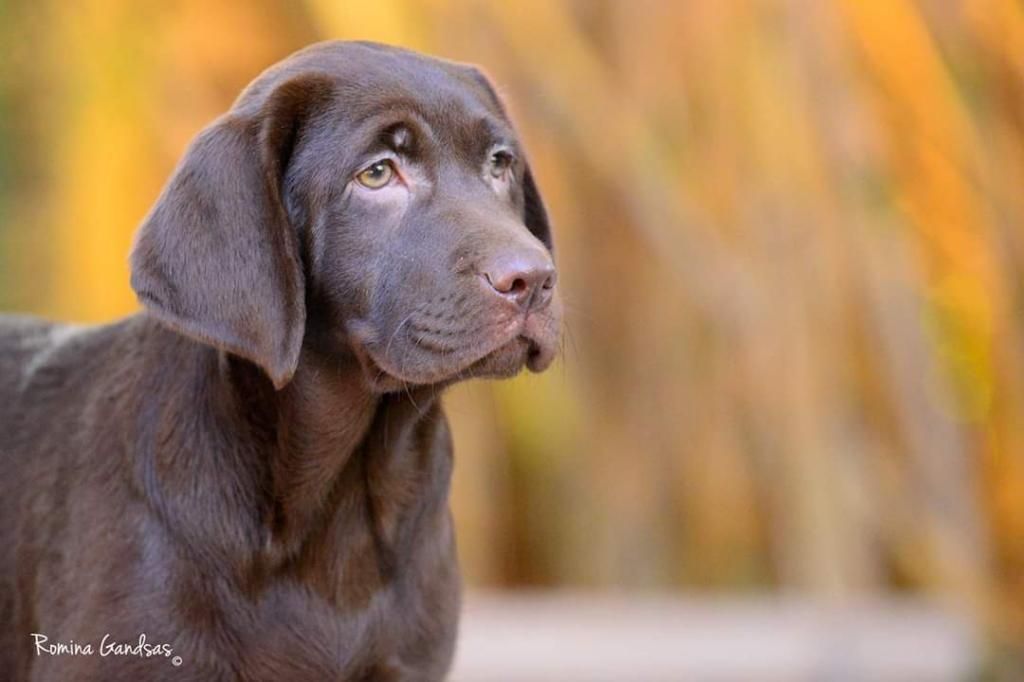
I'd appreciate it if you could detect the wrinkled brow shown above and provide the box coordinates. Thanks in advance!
[346,107,437,158]
[476,117,518,151]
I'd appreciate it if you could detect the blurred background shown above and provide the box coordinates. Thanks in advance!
[2,0,1023,678]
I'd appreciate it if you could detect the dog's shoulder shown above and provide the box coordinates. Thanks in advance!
[0,314,80,396]
[0,313,66,362]
[0,313,153,415]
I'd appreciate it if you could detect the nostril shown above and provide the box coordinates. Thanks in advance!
[483,271,531,297]
[541,273,556,290]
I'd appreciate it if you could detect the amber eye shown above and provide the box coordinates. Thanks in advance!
[489,149,515,179]
[356,160,395,189]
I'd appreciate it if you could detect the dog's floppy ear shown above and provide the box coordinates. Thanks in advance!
[130,74,332,390]
[466,67,554,251]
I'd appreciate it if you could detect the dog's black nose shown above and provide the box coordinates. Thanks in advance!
[482,252,556,311]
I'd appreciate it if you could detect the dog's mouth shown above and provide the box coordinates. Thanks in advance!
[347,317,557,393]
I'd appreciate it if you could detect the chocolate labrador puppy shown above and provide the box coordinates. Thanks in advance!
[0,41,561,680]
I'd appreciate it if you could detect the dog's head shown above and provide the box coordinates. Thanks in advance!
[130,41,562,391]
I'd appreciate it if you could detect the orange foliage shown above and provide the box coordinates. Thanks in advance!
[2,0,1023,663]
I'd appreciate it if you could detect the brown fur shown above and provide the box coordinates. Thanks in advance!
[0,41,561,680]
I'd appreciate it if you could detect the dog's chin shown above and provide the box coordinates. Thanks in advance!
[362,339,526,393]
[462,337,533,380]
[348,324,554,394]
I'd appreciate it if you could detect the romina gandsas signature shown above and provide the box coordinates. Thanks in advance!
[31,633,176,660]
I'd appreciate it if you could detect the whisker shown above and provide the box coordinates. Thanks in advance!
[559,295,595,324]
[384,312,417,360]
[560,319,580,363]
[395,345,421,413]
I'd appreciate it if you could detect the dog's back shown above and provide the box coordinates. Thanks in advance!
[0,316,62,668]
[0,314,122,475]
[0,315,70,404]
[0,315,140,677]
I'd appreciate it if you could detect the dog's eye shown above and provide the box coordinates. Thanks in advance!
[489,150,515,179]
[356,160,395,189]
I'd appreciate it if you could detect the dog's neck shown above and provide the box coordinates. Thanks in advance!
[228,339,448,583]
[268,350,380,544]
[138,319,450,599]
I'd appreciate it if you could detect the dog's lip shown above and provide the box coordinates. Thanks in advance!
[346,320,414,391]
[349,338,406,392]
[521,312,558,373]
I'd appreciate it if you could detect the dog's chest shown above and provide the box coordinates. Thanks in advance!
[237,557,459,679]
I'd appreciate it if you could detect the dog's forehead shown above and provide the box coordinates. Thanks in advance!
[245,41,500,122]
[341,64,491,122]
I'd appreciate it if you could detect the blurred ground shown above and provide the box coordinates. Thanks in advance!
[452,593,978,681]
